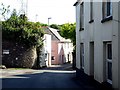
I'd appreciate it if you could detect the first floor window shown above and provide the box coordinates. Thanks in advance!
[102,0,112,18]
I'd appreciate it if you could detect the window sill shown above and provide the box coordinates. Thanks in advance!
[89,20,94,23]
[79,28,84,31]
[101,16,113,23]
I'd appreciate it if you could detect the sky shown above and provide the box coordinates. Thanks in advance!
[0,0,76,25]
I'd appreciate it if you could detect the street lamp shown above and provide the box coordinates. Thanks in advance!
[48,17,51,26]
[35,14,38,22]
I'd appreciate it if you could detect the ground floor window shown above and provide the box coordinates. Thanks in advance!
[51,56,55,60]
[80,43,84,69]
[106,42,112,84]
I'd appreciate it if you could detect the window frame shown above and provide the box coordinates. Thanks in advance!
[89,0,94,23]
[101,0,113,23]
[80,2,84,31]
[106,43,112,84]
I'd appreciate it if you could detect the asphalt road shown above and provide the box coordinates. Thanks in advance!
[2,65,81,88]
[1,64,111,90]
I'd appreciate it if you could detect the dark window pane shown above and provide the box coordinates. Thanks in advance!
[51,56,55,60]
[108,62,112,80]
[107,2,111,16]
[90,1,93,20]
[107,44,112,59]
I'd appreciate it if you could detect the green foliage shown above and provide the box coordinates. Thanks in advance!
[50,24,60,29]
[2,9,44,48]
[40,23,48,27]
[59,23,76,46]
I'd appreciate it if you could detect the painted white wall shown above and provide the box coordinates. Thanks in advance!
[42,34,51,67]
[118,2,120,90]
[75,1,120,89]
[112,2,120,89]
[76,3,81,69]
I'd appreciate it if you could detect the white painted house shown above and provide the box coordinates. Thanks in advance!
[40,34,51,67]
[74,0,120,89]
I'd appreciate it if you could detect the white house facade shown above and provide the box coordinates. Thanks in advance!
[74,0,120,89]
[40,34,51,67]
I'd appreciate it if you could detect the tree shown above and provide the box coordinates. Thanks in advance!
[2,9,44,48]
[50,24,60,29]
[59,23,76,46]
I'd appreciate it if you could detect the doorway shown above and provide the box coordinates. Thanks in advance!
[90,42,94,76]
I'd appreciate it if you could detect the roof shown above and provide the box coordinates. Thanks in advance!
[73,1,79,6]
[48,27,71,42]
[73,0,81,6]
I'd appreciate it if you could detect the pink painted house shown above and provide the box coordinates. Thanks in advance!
[44,27,73,65]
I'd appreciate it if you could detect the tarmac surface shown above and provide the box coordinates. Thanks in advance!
[1,64,113,89]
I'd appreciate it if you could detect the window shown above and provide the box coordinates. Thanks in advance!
[107,44,112,59]
[89,0,94,23]
[106,43,112,84]
[80,2,84,30]
[51,56,55,60]
[101,0,112,23]
[80,43,84,69]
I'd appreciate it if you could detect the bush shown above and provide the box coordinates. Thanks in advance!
[2,9,44,48]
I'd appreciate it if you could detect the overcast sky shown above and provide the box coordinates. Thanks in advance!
[0,0,76,25]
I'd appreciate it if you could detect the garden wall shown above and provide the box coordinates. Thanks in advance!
[2,40,37,68]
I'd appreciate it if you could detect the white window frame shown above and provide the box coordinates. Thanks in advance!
[102,0,112,19]
[90,0,93,21]
[106,42,112,84]
[80,2,84,31]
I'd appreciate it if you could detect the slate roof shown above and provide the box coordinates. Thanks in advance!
[48,27,71,42]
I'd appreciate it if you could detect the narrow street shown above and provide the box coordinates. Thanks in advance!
[1,64,81,88]
[1,64,111,89]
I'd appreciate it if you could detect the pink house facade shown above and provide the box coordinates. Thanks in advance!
[44,27,73,65]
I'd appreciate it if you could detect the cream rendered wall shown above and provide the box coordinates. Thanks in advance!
[112,2,119,89]
[76,3,81,69]
[118,2,120,90]
[75,0,120,89]
[93,2,113,83]
[84,2,90,75]
[83,1,113,82]
[84,2,94,76]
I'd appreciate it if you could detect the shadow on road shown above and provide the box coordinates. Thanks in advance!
[2,70,79,88]
[2,63,113,90]
[40,63,73,71]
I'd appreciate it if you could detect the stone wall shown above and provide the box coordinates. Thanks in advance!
[2,40,37,68]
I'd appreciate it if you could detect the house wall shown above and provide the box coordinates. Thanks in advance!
[93,2,113,83]
[51,41,59,65]
[76,2,81,69]
[58,43,65,64]
[118,2,120,89]
[75,1,120,89]
[112,2,120,89]
[44,34,51,67]
[58,42,73,64]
